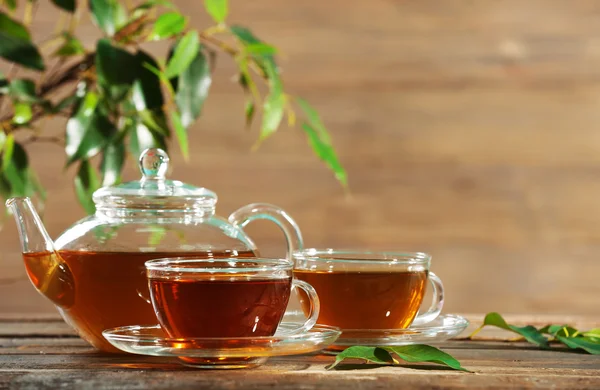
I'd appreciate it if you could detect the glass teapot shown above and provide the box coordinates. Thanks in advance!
[6,148,303,352]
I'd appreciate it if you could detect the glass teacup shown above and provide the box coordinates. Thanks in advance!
[293,249,443,330]
[145,258,320,338]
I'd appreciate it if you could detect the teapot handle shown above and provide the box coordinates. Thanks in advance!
[228,203,303,261]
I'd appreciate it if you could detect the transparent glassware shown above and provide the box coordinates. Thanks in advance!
[293,249,445,329]
[145,257,320,337]
[6,148,303,352]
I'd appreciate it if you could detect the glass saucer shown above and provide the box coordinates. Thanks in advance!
[102,322,341,369]
[330,314,469,350]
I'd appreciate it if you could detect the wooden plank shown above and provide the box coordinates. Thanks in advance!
[0,315,599,389]
[0,319,75,337]
[0,341,599,389]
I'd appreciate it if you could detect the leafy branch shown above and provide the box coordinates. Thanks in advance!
[326,345,470,372]
[468,312,600,354]
[329,312,600,371]
[0,0,347,213]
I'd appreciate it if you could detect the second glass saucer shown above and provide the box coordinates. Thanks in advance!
[330,314,469,349]
[102,322,341,369]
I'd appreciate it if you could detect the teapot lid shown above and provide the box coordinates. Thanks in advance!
[92,148,217,212]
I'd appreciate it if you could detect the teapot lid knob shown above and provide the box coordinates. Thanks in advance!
[139,148,169,180]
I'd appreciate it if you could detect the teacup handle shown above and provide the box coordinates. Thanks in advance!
[276,279,320,335]
[228,203,304,262]
[411,271,445,326]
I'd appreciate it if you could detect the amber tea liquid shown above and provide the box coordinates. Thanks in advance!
[149,275,292,338]
[22,250,256,352]
[294,270,428,329]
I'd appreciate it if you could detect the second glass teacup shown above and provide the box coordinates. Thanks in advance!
[145,258,320,338]
[293,249,444,331]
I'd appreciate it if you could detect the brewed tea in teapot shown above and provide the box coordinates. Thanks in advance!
[8,148,303,352]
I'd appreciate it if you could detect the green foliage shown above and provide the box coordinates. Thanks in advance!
[0,12,44,70]
[12,102,32,124]
[89,0,127,36]
[298,98,347,187]
[327,345,469,372]
[95,39,137,85]
[74,160,101,214]
[479,312,549,348]
[0,0,347,212]
[51,0,76,12]
[174,51,211,128]
[203,0,228,24]
[149,11,186,40]
[470,313,600,355]
[165,31,200,79]
[55,33,85,57]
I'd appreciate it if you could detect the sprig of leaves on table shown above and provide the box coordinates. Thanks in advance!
[326,345,470,372]
[468,312,600,355]
[0,0,347,215]
[327,312,600,371]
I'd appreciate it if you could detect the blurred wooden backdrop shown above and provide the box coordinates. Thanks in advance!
[1,0,600,316]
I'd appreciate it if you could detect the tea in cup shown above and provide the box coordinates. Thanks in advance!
[145,258,320,338]
[293,250,443,330]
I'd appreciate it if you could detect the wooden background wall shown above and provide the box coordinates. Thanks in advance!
[1,0,600,316]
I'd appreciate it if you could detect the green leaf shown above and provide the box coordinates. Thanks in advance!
[297,98,347,186]
[244,43,277,56]
[9,79,40,103]
[12,102,32,124]
[203,0,228,23]
[244,99,255,129]
[164,31,200,79]
[0,12,44,71]
[132,50,164,110]
[74,160,100,214]
[385,345,469,372]
[230,25,277,74]
[100,141,125,186]
[326,346,394,370]
[0,132,6,153]
[55,33,85,57]
[89,0,127,36]
[0,34,44,71]
[556,335,600,355]
[0,11,31,40]
[1,133,14,172]
[174,50,211,128]
[583,328,600,341]
[169,109,188,160]
[66,92,98,159]
[51,0,76,12]
[134,0,174,11]
[0,71,8,94]
[482,312,549,348]
[149,11,186,40]
[539,325,580,337]
[301,122,347,187]
[95,39,137,86]
[296,98,332,143]
[2,0,17,11]
[258,63,284,142]
[65,92,115,164]
[139,109,169,136]
[3,141,29,196]
[128,120,166,158]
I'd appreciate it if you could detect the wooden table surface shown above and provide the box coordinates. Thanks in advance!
[0,314,599,389]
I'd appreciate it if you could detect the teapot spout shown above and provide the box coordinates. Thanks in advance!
[5,197,74,308]
[6,197,55,254]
